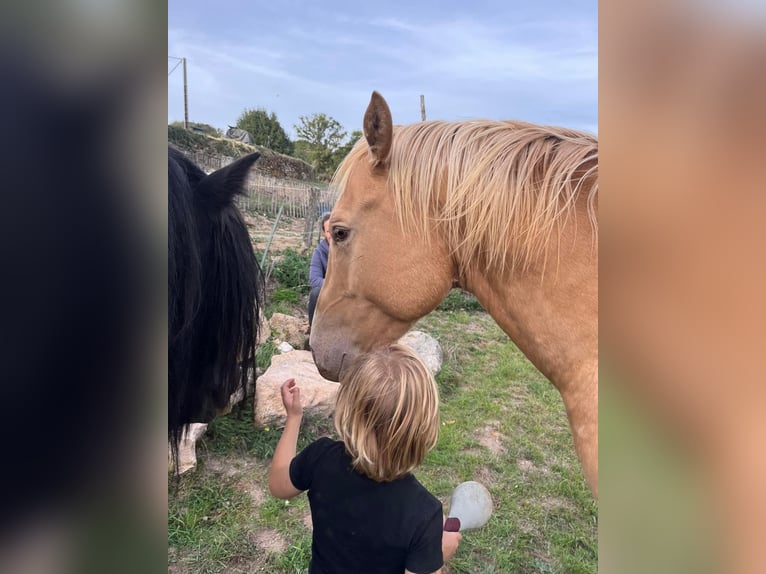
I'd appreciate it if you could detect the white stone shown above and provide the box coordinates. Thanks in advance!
[277,341,295,354]
[398,330,443,375]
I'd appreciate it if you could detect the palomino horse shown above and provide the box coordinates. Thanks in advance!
[168,146,264,467]
[310,92,598,496]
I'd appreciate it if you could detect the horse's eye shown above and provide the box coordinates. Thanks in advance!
[332,227,350,243]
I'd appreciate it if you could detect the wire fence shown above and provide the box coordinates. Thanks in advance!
[178,148,338,256]
[180,149,338,220]
[237,172,337,220]
[182,149,235,172]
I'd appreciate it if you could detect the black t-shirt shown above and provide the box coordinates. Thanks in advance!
[289,437,444,574]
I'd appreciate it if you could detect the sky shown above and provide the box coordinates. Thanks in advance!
[168,1,597,141]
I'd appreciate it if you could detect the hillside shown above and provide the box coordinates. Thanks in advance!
[168,125,316,181]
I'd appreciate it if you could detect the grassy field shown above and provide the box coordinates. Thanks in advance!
[168,307,597,573]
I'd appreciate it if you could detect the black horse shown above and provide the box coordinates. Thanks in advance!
[168,147,264,465]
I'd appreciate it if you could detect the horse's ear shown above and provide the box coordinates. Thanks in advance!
[363,91,392,168]
[197,152,261,207]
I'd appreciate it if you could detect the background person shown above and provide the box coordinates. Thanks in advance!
[308,212,331,329]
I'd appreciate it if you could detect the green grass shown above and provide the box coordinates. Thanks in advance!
[168,473,257,574]
[264,301,296,318]
[598,381,717,574]
[255,340,277,372]
[436,289,485,312]
[270,287,300,305]
[415,313,597,574]
[168,310,597,573]
[271,249,311,295]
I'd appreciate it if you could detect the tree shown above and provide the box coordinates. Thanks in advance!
[295,113,347,150]
[235,108,293,155]
[294,113,350,179]
[332,129,363,165]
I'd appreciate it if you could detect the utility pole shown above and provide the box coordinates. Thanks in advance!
[420,94,426,121]
[183,57,189,129]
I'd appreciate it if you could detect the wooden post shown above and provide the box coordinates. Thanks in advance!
[303,187,320,250]
[420,94,426,121]
[183,58,189,129]
[260,205,284,268]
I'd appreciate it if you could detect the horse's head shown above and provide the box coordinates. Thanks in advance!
[168,148,264,458]
[310,92,454,381]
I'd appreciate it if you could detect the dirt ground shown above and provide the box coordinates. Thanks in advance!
[244,213,315,255]
[171,427,466,574]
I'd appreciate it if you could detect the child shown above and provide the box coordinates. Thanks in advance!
[269,344,461,574]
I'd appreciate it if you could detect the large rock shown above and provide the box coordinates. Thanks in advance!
[268,313,307,349]
[398,330,443,375]
[254,350,339,428]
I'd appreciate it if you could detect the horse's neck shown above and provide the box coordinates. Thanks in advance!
[461,246,598,395]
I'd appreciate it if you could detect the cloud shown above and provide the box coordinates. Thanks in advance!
[368,18,597,82]
[168,8,597,133]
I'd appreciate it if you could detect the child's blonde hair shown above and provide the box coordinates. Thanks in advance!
[334,344,440,482]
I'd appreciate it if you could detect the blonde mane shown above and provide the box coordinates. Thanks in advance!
[333,119,598,276]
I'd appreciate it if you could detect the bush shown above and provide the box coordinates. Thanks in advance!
[436,289,484,312]
[271,287,299,304]
[272,249,311,294]
[256,339,277,370]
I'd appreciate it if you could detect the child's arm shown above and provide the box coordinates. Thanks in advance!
[404,529,460,574]
[404,515,461,574]
[268,379,303,499]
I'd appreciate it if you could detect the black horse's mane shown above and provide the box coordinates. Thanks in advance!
[168,146,263,466]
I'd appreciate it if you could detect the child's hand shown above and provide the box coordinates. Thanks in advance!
[442,530,462,562]
[442,516,462,562]
[280,379,302,419]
